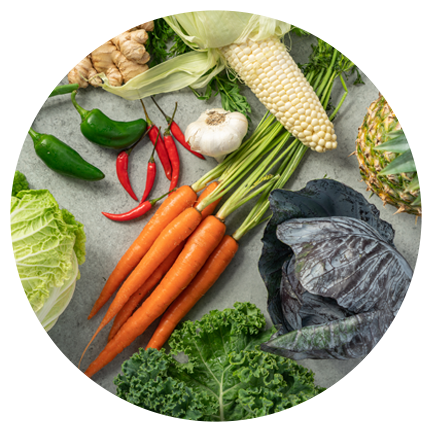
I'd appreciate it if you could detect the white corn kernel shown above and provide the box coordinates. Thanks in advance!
[223,36,337,152]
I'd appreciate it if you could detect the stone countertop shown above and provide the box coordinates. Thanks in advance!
[16,33,421,394]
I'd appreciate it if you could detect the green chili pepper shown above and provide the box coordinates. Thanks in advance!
[49,83,79,98]
[28,127,105,181]
[71,90,147,150]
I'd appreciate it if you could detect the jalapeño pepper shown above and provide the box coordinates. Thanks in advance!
[71,90,147,150]
[28,128,105,181]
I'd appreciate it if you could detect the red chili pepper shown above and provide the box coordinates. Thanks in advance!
[140,128,159,204]
[140,99,172,180]
[102,190,171,222]
[151,97,205,160]
[115,128,150,201]
[170,121,205,160]
[116,151,138,200]
[163,107,181,194]
[164,132,180,194]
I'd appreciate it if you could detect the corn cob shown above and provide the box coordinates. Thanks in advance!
[220,36,337,153]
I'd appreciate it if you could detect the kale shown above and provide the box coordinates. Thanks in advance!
[115,302,324,420]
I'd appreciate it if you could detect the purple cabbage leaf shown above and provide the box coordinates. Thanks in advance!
[258,179,412,360]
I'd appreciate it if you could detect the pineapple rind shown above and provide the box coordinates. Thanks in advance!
[355,95,421,216]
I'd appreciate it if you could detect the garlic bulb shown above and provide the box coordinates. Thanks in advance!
[185,108,248,160]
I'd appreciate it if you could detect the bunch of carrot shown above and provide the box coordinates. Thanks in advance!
[80,42,355,377]
[80,111,288,376]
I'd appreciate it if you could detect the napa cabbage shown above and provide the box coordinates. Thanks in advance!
[10,172,86,331]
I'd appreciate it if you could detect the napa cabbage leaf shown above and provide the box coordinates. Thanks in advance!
[10,172,86,331]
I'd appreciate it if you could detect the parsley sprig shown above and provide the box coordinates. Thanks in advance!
[190,71,252,122]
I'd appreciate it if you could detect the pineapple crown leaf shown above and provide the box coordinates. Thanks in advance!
[379,148,416,176]
[375,130,409,153]
[406,174,420,193]
[412,195,421,207]
[376,129,417,176]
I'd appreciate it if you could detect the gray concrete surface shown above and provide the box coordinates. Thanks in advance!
[16,33,421,394]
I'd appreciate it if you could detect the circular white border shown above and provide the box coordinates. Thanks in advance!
[2,1,430,431]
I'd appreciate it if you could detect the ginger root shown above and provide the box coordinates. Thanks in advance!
[68,21,154,88]
[67,56,102,88]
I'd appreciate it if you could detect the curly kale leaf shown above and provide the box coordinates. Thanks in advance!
[115,302,323,421]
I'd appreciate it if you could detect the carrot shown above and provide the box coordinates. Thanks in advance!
[79,206,203,369]
[107,242,185,341]
[195,181,222,219]
[146,234,238,350]
[88,185,197,319]
[84,215,226,377]
[107,183,221,342]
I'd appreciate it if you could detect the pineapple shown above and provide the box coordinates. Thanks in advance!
[355,94,421,216]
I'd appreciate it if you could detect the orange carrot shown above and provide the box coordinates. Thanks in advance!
[146,235,238,350]
[88,185,197,319]
[79,206,203,368]
[195,181,221,219]
[84,215,226,377]
[108,242,185,341]
[107,183,220,341]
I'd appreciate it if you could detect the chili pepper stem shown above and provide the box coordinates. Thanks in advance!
[150,96,171,124]
[140,99,153,125]
[70,90,90,120]
[125,128,151,155]
[148,136,158,161]
[28,127,40,141]
[168,103,178,128]
[150,189,175,206]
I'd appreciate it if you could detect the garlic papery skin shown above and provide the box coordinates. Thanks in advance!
[185,108,248,159]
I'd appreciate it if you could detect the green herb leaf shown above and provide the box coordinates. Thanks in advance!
[190,70,252,121]
[217,73,252,121]
[145,18,176,67]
